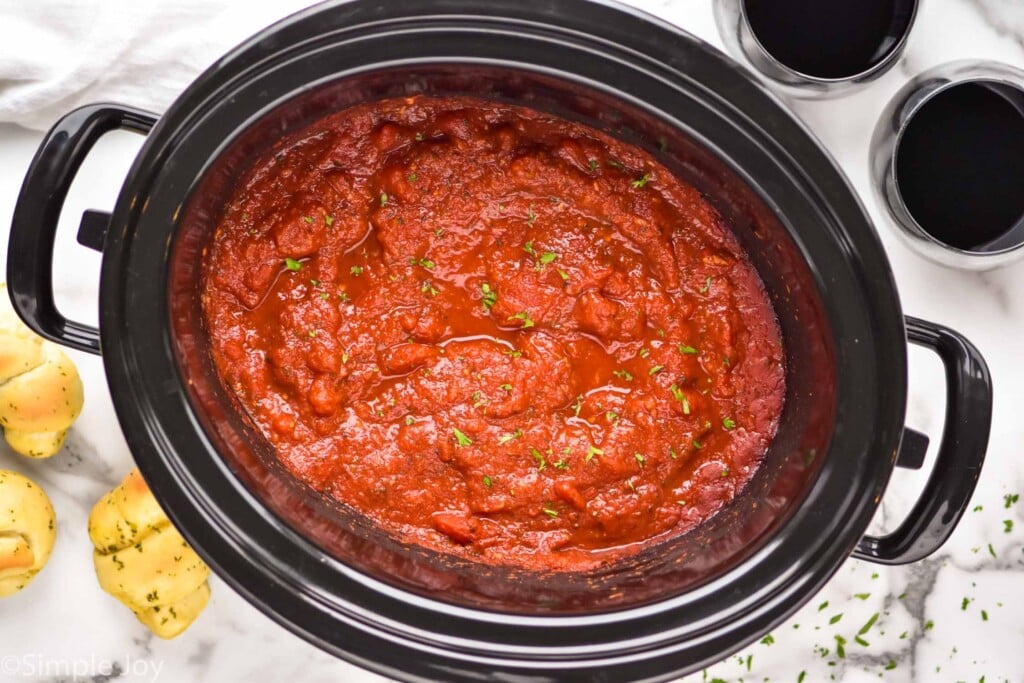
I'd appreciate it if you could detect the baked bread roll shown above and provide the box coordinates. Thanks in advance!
[89,468,211,638]
[0,469,57,597]
[0,284,84,458]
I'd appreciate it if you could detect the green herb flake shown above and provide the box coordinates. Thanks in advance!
[509,311,535,328]
[613,369,634,382]
[988,543,997,558]
[453,428,472,448]
[692,439,703,450]
[527,206,537,225]
[285,258,302,272]
[638,348,650,358]
[503,349,522,358]
[884,661,897,671]
[325,214,334,226]
[481,283,497,310]
[302,215,314,224]
[319,292,330,300]
[531,447,547,471]
[798,672,807,683]
[962,597,972,610]
[539,251,558,265]
[631,172,651,189]
[417,257,435,270]
[542,504,558,518]
[380,192,389,207]
[572,394,585,417]
[421,281,439,296]
[497,429,523,445]
[924,620,934,631]
[634,452,646,467]
[1005,493,1020,508]
[648,365,665,376]
[854,635,869,647]
[854,593,871,600]
[829,613,843,625]
[981,609,989,621]
[760,634,774,646]
[858,612,879,635]
[586,444,603,462]
[677,344,699,355]
[834,635,846,659]
[554,459,570,471]
[1004,519,1014,533]
[557,269,570,282]
[407,172,418,182]
[722,417,737,430]
[523,241,537,257]
[350,265,364,277]
[483,475,493,488]
[404,415,415,426]
[500,383,513,392]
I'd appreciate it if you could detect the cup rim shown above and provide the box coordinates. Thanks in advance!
[890,76,1024,258]
[738,0,919,85]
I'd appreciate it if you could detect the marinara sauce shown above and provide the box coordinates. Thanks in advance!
[201,96,785,571]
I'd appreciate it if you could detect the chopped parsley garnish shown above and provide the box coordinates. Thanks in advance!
[586,444,603,462]
[613,369,634,382]
[834,635,846,658]
[530,447,547,471]
[722,417,737,430]
[924,620,934,631]
[338,291,350,302]
[407,172,418,182]
[634,452,646,467]
[503,349,522,358]
[350,265,364,276]
[483,475,492,487]
[285,258,302,271]
[982,609,989,621]
[648,365,665,376]
[572,394,584,417]
[962,597,972,610]
[417,257,435,270]
[527,206,537,225]
[302,215,314,224]
[692,439,703,449]
[669,384,690,414]
[539,251,558,265]
[404,415,415,426]
[677,344,698,355]
[588,159,598,171]
[855,635,869,647]
[421,281,439,296]
[631,172,651,188]
[605,410,619,422]
[379,192,389,206]
[554,459,570,470]
[500,383,513,391]
[325,214,334,226]
[638,348,650,358]
[542,504,558,518]
[497,429,523,445]
[606,159,623,169]
[481,283,497,310]
[453,428,472,447]
[509,311,535,328]
[523,241,537,257]
[319,292,330,300]
[557,269,570,282]
[700,276,712,293]
[884,661,896,671]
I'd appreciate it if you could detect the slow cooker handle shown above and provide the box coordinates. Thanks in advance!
[853,316,992,565]
[7,103,157,355]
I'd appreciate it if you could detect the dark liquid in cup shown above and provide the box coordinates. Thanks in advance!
[895,81,1024,251]
[743,0,913,79]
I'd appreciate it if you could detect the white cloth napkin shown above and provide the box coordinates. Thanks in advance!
[0,0,315,131]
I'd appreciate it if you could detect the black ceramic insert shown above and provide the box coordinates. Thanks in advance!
[7,1,992,681]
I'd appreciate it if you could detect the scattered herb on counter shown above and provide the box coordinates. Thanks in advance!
[988,543,997,558]
[974,505,984,512]
[760,634,774,645]
[1004,519,1014,533]
[834,635,846,658]
[854,635,869,647]
[982,609,989,621]
[453,428,472,447]
[884,661,897,671]
[1005,493,1020,508]
[285,258,302,271]
[854,593,870,600]
[829,613,843,625]
[961,597,972,611]
[858,613,879,635]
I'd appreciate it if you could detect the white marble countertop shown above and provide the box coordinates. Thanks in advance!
[0,1,1022,681]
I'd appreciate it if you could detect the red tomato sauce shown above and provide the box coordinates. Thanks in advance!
[201,96,785,571]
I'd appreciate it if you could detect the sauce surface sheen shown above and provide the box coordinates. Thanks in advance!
[201,96,786,570]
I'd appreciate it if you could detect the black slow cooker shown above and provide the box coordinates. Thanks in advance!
[7,1,992,681]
